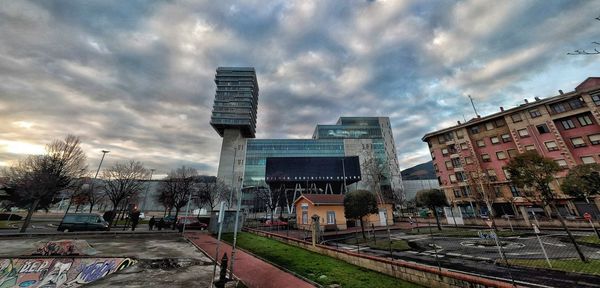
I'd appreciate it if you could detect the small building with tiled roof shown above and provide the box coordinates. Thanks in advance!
[293,194,393,231]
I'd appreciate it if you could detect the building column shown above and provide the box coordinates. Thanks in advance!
[519,206,531,226]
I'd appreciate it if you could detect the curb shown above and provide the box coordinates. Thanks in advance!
[0,231,179,238]
[183,234,244,286]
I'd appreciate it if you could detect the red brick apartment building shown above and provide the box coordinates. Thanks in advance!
[422,77,600,220]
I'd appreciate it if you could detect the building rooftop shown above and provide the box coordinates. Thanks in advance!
[294,194,344,205]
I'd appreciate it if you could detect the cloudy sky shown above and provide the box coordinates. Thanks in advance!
[1,1,599,178]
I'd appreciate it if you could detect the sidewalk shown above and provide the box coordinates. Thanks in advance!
[185,232,314,288]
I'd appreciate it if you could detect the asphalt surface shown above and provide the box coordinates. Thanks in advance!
[328,230,600,288]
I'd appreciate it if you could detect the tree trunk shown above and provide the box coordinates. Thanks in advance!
[173,208,180,230]
[549,202,587,262]
[89,202,95,213]
[360,217,366,240]
[20,199,40,233]
[432,206,442,231]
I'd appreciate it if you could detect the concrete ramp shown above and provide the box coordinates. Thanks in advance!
[0,257,137,287]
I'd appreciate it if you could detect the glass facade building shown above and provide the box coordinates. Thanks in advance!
[210,67,259,138]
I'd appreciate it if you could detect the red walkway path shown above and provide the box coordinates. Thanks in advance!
[186,232,314,288]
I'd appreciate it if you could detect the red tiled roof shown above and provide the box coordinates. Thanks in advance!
[295,194,344,205]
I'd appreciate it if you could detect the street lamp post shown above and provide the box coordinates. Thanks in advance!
[63,150,109,217]
[141,169,155,212]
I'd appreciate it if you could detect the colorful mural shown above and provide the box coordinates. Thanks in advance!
[32,241,96,257]
[0,257,136,288]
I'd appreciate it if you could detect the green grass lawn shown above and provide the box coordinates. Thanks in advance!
[341,236,411,251]
[508,259,600,276]
[222,232,422,288]
[578,235,600,245]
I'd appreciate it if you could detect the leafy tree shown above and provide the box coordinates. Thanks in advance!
[1,135,87,232]
[102,160,149,228]
[561,163,600,201]
[344,190,378,239]
[415,188,447,231]
[506,151,587,262]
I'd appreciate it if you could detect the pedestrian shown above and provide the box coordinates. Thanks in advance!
[149,216,156,231]
[131,210,141,231]
[158,218,165,231]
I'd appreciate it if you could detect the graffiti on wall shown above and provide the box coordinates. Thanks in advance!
[32,240,96,257]
[0,257,136,288]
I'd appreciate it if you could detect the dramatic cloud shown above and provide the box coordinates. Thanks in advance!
[1,0,599,177]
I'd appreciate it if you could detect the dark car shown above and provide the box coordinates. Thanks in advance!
[58,213,109,232]
[176,216,208,232]
[158,215,177,229]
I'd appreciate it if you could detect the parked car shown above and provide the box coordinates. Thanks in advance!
[176,216,208,232]
[158,215,177,229]
[58,213,109,232]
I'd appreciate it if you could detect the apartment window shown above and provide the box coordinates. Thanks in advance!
[476,139,486,147]
[465,156,474,164]
[589,134,600,145]
[568,99,584,109]
[470,126,480,134]
[449,174,457,183]
[581,156,596,164]
[448,144,458,154]
[503,169,511,179]
[451,158,462,168]
[494,186,503,197]
[460,142,468,150]
[561,119,576,130]
[482,154,491,162]
[238,159,244,165]
[496,151,507,160]
[461,186,471,197]
[441,148,449,156]
[551,103,567,113]
[555,159,568,168]
[495,119,505,127]
[529,109,542,118]
[470,171,479,179]
[510,185,520,197]
[545,141,559,151]
[445,161,453,169]
[437,135,445,144]
[434,163,439,172]
[525,145,536,151]
[487,169,497,182]
[501,134,511,142]
[592,93,600,105]
[507,149,518,158]
[577,115,593,126]
[455,171,467,182]
[490,136,500,144]
[571,137,586,148]
[456,130,464,139]
[453,189,461,198]
[518,129,529,137]
[485,122,494,130]
[511,113,522,123]
[327,211,336,224]
[536,124,550,134]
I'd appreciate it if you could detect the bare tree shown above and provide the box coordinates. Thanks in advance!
[156,166,198,229]
[361,152,388,203]
[156,178,176,216]
[255,187,281,223]
[102,160,149,228]
[2,135,87,232]
[194,177,230,212]
[85,179,106,213]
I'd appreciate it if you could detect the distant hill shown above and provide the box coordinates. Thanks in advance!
[401,161,436,180]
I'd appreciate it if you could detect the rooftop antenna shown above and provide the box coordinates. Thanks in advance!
[468,95,480,118]
[462,114,467,123]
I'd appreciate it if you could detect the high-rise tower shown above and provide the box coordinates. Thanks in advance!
[211,67,259,194]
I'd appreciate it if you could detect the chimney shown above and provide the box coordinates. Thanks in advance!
[559,90,564,95]
[524,99,529,104]
[457,120,461,125]
[534,96,541,101]
[500,106,504,112]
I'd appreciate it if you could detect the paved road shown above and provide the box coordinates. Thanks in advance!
[329,230,600,288]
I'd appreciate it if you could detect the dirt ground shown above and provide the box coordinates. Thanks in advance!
[0,233,219,287]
